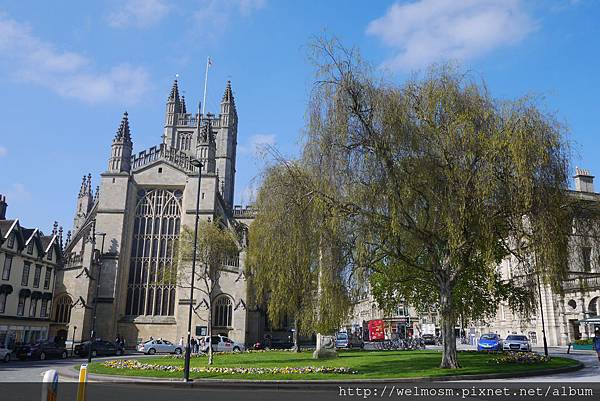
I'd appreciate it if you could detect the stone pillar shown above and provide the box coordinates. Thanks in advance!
[312,333,337,359]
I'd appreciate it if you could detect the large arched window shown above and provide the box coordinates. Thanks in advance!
[213,295,233,327]
[54,294,73,323]
[125,188,182,316]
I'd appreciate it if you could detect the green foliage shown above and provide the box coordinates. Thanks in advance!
[301,38,573,368]
[247,164,350,336]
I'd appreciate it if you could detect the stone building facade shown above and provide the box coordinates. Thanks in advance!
[54,80,260,347]
[347,169,600,346]
[0,195,63,348]
[481,169,600,346]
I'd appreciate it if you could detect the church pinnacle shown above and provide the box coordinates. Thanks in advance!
[222,80,234,104]
[168,79,180,101]
[114,111,131,142]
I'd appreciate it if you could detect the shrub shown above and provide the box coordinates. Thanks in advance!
[489,352,550,365]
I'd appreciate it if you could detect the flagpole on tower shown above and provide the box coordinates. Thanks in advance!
[202,56,211,116]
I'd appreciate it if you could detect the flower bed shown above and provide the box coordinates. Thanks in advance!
[489,352,550,365]
[102,359,357,375]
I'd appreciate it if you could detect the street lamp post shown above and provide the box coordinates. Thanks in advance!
[88,221,107,364]
[184,159,203,382]
[71,325,77,358]
[536,274,549,357]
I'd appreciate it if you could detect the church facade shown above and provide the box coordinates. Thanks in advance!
[52,80,260,346]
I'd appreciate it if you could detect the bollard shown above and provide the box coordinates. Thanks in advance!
[77,364,88,401]
[41,369,58,401]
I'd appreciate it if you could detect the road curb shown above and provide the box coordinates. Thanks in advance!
[57,358,584,389]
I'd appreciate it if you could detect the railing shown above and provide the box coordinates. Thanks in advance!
[562,276,600,291]
[232,206,256,218]
[176,114,198,127]
[131,144,194,173]
[176,113,221,128]
[65,253,84,268]
[222,255,240,268]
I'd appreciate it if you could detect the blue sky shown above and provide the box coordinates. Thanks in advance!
[0,0,599,233]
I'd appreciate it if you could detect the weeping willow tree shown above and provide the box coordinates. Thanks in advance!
[177,220,239,365]
[246,163,350,353]
[302,38,573,368]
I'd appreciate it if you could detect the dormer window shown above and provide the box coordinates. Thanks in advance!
[7,233,15,248]
[27,241,33,254]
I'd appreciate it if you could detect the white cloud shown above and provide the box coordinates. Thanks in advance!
[107,0,171,29]
[0,146,6,157]
[6,183,30,201]
[238,0,267,15]
[192,0,266,38]
[240,184,258,205]
[0,13,151,104]
[239,134,276,157]
[366,0,537,72]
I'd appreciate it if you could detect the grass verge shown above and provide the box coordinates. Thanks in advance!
[86,350,579,381]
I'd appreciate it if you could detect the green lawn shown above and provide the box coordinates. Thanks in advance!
[87,350,579,380]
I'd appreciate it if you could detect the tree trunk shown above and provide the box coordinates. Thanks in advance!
[293,318,300,352]
[439,282,460,369]
[207,299,213,365]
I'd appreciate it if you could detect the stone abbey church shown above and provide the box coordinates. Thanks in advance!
[52,80,261,346]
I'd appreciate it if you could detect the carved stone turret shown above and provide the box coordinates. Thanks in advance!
[108,112,133,173]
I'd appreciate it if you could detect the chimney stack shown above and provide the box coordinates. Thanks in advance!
[0,194,7,220]
[574,167,595,193]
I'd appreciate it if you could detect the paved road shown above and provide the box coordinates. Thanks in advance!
[0,355,112,382]
[0,349,598,401]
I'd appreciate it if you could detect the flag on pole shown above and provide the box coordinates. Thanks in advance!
[207,57,212,67]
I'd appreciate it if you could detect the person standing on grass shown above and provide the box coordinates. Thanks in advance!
[594,328,600,364]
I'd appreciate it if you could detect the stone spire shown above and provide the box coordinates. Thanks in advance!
[114,112,131,142]
[222,80,235,105]
[74,173,94,232]
[109,112,133,173]
[52,221,58,236]
[87,174,92,196]
[58,226,64,249]
[78,175,87,197]
[168,79,180,101]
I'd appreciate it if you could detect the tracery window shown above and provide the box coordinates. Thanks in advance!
[54,294,72,323]
[125,188,182,316]
[213,295,233,327]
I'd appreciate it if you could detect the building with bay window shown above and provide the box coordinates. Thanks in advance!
[0,195,63,349]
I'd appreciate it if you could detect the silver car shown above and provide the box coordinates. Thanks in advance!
[137,339,183,355]
[502,335,531,352]
[200,335,245,352]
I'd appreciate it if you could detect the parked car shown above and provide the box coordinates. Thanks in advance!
[0,345,11,362]
[503,335,531,352]
[137,339,182,355]
[421,334,436,345]
[335,332,364,349]
[74,340,124,357]
[200,335,245,352]
[477,333,502,351]
[15,341,67,360]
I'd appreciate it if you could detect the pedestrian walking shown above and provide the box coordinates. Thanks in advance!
[179,336,184,347]
[594,328,600,364]
[190,337,197,354]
